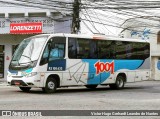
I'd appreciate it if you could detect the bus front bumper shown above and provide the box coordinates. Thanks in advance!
[7,74,42,88]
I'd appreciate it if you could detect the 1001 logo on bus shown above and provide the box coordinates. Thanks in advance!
[94,61,114,75]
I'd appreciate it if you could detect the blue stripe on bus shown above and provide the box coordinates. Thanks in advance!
[9,70,18,74]
[82,59,144,84]
[9,68,33,74]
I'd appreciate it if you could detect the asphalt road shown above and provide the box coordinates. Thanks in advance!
[0,80,160,119]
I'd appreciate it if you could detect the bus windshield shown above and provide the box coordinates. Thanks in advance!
[10,35,48,69]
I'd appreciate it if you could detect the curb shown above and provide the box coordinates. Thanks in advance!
[0,81,8,86]
[0,84,8,86]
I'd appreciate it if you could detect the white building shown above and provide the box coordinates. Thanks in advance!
[0,2,72,80]
[120,17,160,80]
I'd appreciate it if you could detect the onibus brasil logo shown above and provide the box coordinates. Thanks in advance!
[94,61,114,75]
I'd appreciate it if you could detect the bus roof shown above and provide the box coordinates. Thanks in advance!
[34,33,150,43]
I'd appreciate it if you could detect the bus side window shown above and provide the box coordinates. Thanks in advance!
[69,38,91,59]
[49,44,65,61]
[89,40,98,59]
[68,38,77,59]
[136,43,150,60]
[97,40,113,59]
[77,39,90,59]
[40,44,50,65]
[40,37,66,65]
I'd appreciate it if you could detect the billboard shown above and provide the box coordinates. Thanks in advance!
[10,22,42,34]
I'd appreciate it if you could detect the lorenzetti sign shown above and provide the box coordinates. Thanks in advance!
[10,22,42,34]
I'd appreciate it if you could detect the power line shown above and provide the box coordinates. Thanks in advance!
[0,0,160,36]
[80,18,159,36]
[81,1,160,30]
[92,9,116,35]
[14,0,73,9]
[81,20,94,33]
[0,0,73,14]
[82,6,101,33]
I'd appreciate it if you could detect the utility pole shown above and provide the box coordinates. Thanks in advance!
[71,0,81,34]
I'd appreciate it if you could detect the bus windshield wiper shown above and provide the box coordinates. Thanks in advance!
[11,60,20,66]
[21,55,32,63]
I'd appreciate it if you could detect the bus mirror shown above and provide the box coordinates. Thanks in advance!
[48,43,51,50]
[48,42,55,50]
[51,42,55,48]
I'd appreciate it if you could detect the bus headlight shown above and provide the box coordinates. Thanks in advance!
[25,72,38,77]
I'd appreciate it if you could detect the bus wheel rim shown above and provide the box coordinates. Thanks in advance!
[118,78,123,87]
[48,81,55,90]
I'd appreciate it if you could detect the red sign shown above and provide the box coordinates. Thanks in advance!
[10,22,42,34]
[94,61,114,75]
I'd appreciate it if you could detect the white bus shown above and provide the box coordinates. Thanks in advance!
[7,33,150,93]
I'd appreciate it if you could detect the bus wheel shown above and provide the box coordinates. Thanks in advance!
[109,75,125,89]
[19,87,31,92]
[43,77,57,93]
[85,85,98,89]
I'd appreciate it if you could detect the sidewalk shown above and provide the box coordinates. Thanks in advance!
[0,79,8,86]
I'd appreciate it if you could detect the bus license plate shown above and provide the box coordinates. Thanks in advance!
[14,82,20,85]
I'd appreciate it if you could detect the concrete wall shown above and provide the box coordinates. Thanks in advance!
[151,56,160,80]
[0,34,33,80]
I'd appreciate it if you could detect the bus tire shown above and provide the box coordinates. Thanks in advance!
[19,87,31,92]
[109,75,125,89]
[43,77,57,93]
[85,85,98,89]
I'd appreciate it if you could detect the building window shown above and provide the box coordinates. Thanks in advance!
[9,13,24,18]
[28,12,46,17]
[157,31,160,43]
